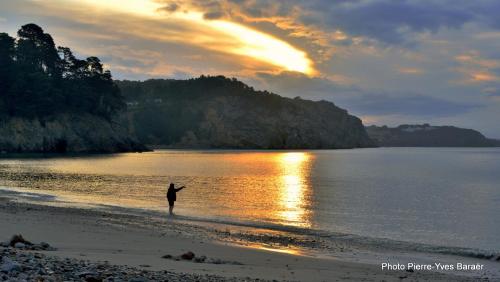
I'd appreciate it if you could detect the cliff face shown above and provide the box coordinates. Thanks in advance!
[0,24,146,153]
[119,77,375,149]
[170,97,374,149]
[0,114,146,153]
[366,124,500,147]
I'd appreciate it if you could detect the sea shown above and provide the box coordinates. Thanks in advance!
[1,148,499,258]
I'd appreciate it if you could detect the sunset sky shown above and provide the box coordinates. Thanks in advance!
[1,0,500,137]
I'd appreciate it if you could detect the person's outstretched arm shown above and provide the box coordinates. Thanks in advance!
[175,186,185,192]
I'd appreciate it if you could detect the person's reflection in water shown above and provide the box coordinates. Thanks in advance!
[166,183,185,216]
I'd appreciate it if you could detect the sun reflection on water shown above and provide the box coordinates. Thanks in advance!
[277,152,312,228]
[0,151,315,229]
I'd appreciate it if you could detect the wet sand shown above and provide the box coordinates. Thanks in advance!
[0,195,483,281]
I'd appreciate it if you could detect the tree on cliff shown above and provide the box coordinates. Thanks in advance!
[0,24,125,119]
[0,33,16,111]
[117,76,375,149]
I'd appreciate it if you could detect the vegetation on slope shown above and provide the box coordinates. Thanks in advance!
[0,24,143,153]
[118,76,375,149]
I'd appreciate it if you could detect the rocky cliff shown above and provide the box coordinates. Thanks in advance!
[0,114,146,153]
[366,124,500,147]
[118,76,375,149]
[0,24,148,153]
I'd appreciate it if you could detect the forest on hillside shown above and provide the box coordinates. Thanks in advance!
[118,76,287,145]
[117,76,374,149]
[0,24,124,120]
[0,24,143,153]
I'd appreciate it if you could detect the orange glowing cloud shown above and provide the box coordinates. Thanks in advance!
[455,54,499,68]
[471,72,497,82]
[453,51,500,84]
[398,67,424,75]
[66,0,316,75]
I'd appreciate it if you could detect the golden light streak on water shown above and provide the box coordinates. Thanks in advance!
[0,151,314,227]
[276,152,312,227]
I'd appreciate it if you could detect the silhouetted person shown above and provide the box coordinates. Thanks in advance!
[167,183,185,216]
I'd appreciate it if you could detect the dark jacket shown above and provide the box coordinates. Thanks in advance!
[167,187,183,201]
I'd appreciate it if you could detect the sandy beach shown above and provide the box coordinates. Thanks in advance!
[1,193,488,282]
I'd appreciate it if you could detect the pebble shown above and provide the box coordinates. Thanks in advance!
[181,251,195,260]
[1,257,22,273]
[13,242,25,249]
[0,247,269,281]
[5,234,57,251]
[162,253,242,265]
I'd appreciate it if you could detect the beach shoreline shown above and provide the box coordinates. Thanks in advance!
[0,192,492,281]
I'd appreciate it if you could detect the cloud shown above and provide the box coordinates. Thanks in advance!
[452,51,500,84]
[2,1,317,76]
[344,93,478,117]
[246,71,479,118]
[482,87,500,97]
[162,0,500,48]
[157,3,179,12]
[398,68,424,75]
[313,0,475,45]
[155,0,337,64]
[164,1,458,44]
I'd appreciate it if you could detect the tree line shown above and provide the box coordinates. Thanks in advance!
[0,24,124,119]
[116,75,325,146]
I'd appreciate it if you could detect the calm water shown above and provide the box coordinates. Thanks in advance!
[1,148,499,252]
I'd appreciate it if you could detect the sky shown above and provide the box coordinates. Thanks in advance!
[1,0,499,138]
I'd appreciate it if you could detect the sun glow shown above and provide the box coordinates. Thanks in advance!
[77,0,315,75]
[206,18,314,74]
[82,0,160,17]
[277,152,312,226]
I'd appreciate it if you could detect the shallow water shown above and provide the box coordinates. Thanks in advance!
[0,148,499,252]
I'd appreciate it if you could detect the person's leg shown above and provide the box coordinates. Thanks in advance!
[169,201,174,215]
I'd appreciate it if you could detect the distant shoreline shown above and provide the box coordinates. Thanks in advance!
[366,124,500,147]
[2,146,500,158]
